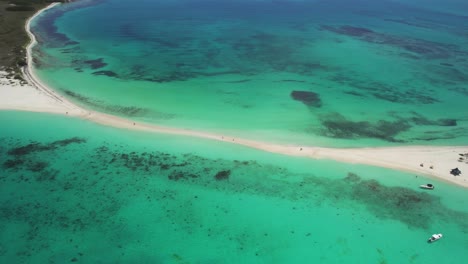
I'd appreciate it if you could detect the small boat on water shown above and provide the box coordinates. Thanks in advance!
[420,183,434,190]
[428,233,443,243]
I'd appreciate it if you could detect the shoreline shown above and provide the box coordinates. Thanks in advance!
[24,2,86,116]
[1,3,467,187]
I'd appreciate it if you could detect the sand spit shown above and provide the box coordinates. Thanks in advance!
[0,3,466,188]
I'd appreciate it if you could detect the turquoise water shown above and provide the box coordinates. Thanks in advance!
[3,1,468,262]
[30,0,468,147]
[0,111,467,263]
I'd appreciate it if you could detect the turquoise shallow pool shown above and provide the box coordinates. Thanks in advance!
[0,111,467,263]
[30,0,468,147]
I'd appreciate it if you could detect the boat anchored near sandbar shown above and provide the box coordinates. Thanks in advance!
[428,233,442,243]
[420,183,434,190]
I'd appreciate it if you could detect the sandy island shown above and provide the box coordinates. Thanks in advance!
[0,3,467,188]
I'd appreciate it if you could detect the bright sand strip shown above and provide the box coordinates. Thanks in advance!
[0,3,467,188]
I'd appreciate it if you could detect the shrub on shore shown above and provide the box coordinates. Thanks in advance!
[0,0,69,75]
[6,6,35,12]
[4,0,68,12]
[16,58,27,67]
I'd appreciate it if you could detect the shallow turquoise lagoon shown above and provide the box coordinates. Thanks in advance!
[0,111,467,263]
[30,0,468,147]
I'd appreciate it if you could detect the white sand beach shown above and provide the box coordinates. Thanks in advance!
[0,3,467,188]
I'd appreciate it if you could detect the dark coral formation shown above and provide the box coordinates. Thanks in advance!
[63,90,161,118]
[168,171,199,181]
[343,173,435,228]
[83,58,107,70]
[317,111,459,142]
[1,134,468,261]
[33,0,106,48]
[290,90,322,108]
[343,90,365,97]
[7,137,85,156]
[322,25,375,37]
[319,113,411,142]
[2,158,24,169]
[4,138,85,174]
[410,115,457,127]
[331,74,438,105]
[27,161,49,172]
[92,70,118,77]
[440,62,453,67]
[33,9,75,48]
[214,170,231,181]
[429,65,468,82]
[101,29,325,83]
[278,79,306,83]
[226,79,252,84]
[383,19,431,30]
[229,32,325,76]
[63,90,89,102]
[411,128,467,141]
[432,118,458,126]
[320,25,466,60]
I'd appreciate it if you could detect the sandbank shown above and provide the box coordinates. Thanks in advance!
[0,3,467,188]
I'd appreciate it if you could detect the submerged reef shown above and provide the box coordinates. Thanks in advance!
[33,8,75,48]
[0,135,467,259]
[33,0,106,48]
[82,58,107,70]
[290,90,322,108]
[7,137,85,156]
[319,113,411,142]
[92,70,118,77]
[77,28,326,83]
[62,90,171,119]
[229,32,325,76]
[331,74,438,105]
[1,136,467,230]
[320,25,466,60]
[214,170,231,181]
[342,173,435,229]
[409,115,457,127]
[317,112,460,142]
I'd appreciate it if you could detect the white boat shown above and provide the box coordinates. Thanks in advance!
[420,184,434,190]
[428,233,442,243]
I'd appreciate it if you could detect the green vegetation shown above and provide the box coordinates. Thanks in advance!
[0,0,66,77]
[5,6,35,11]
